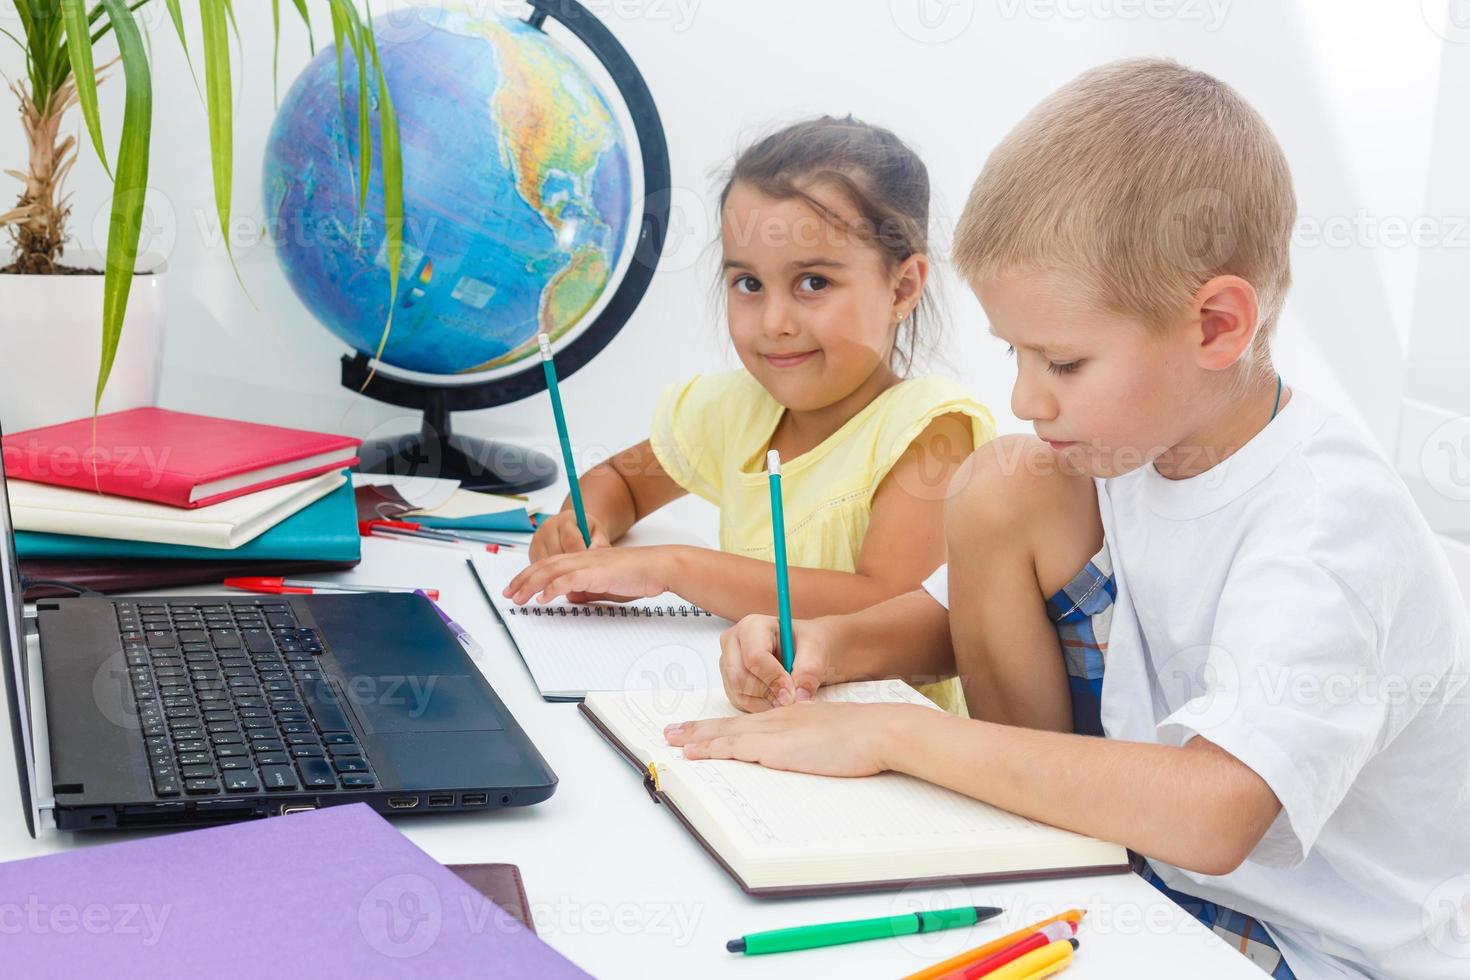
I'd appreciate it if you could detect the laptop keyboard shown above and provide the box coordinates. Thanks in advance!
[115,599,377,799]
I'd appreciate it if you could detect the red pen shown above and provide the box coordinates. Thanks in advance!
[959,920,1077,978]
[223,577,440,601]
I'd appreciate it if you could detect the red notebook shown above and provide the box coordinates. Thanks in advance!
[1,408,361,509]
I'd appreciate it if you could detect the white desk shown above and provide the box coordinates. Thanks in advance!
[0,496,1263,978]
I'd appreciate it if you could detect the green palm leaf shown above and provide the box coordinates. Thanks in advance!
[92,0,151,409]
[364,6,402,364]
[60,0,110,177]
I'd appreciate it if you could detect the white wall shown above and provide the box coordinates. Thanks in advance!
[0,0,1460,489]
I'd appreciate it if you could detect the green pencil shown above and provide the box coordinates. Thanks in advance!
[539,333,590,548]
[766,450,795,673]
[727,905,1003,955]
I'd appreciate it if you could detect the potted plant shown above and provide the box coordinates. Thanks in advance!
[0,0,404,431]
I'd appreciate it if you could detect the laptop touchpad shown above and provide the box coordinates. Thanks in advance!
[349,675,504,734]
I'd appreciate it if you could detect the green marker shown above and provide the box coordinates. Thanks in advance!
[539,333,590,548]
[766,450,795,673]
[726,905,1002,955]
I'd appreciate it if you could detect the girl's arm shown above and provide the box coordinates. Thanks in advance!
[666,701,1283,877]
[531,440,687,558]
[510,414,975,617]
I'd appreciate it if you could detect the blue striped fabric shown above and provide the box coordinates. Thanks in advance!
[1046,544,1296,980]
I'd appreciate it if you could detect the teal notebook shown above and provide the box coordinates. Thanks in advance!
[13,476,361,562]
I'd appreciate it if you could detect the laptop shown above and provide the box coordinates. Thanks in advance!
[0,434,557,834]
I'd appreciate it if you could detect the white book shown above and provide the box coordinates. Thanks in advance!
[7,469,345,549]
[581,680,1132,896]
[470,551,731,700]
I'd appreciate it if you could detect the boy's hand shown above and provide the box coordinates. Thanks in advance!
[719,615,835,712]
[502,546,677,606]
[528,511,611,561]
[663,702,913,777]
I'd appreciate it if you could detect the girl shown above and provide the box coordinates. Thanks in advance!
[505,116,996,713]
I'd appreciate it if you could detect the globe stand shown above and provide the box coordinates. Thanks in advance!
[341,0,671,497]
[346,357,558,494]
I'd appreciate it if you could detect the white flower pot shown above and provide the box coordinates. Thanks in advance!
[0,250,166,433]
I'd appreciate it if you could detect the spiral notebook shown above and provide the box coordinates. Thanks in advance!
[470,552,732,701]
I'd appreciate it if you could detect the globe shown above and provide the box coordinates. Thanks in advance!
[263,4,633,376]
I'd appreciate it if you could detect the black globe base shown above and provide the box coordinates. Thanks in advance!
[356,425,558,496]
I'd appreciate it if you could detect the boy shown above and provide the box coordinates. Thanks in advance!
[664,59,1470,979]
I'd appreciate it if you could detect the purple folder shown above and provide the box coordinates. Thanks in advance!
[0,804,590,978]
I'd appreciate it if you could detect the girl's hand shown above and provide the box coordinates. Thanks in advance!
[662,702,915,777]
[719,615,836,712]
[528,511,612,561]
[502,546,678,606]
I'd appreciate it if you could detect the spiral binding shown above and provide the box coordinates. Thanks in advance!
[505,603,712,618]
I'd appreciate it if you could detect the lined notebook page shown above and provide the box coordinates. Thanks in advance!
[586,681,1120,871]
[471,552,731,698]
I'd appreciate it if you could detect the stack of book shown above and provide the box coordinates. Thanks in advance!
[2,408,364,599]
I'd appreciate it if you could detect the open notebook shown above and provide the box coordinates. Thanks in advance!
[470,552,731,700]
[580,679,1131,897]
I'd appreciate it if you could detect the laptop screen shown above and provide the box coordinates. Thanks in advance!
[0,431,39,837]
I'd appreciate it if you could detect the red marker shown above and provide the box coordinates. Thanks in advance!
[224,577,439,600]
[961,920,1077,978]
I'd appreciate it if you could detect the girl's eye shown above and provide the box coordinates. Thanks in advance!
[798,274,829,293]
[1047,360,1082,375]
[732,275,761,295]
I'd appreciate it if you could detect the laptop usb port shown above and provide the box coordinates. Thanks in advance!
[427,794,454,807]
[461,793,488,806]
[387,796,419,809]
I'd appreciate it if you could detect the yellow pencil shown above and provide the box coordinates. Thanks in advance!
[983,938,1076,980]
[901,909,1084,980]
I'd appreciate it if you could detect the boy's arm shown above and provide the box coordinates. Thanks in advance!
[667,702,1283,877]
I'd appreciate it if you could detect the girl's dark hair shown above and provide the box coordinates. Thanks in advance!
[717,115,935,374]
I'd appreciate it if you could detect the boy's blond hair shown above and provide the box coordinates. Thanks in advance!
[953,58,1296,355]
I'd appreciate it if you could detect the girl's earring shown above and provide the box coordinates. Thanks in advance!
[895,310,907,323]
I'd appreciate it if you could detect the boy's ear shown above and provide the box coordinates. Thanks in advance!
[893,253,930,315]
[1191,275,1260,371]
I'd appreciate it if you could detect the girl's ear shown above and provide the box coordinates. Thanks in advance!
[893,253,930,318]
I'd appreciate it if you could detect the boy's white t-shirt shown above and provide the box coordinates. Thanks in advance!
[925,392,1470,980]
